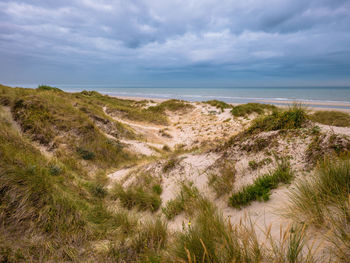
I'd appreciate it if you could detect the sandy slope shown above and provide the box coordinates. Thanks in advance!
[106,100,350,256]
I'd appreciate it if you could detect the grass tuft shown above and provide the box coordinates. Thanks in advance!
[162,183,199,220]
[248,104,308,133]
[229,159,292,208]
[208,161,236,197]
[287,157,350,261]
[204,100,232,111]
[37,85,63,92]
[111,184,161,212]
[231,103,276,117]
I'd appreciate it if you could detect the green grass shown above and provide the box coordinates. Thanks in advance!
[149,99,194,113]
[0,84,136,169]
[248,104,308,133]
[162,183,200,220]
[170,197,313,263]
[111,184,161,212]
[72,88,169,125]
[37,84,63,92]
[204,100,232,111]
[287,157,350,262]
[0,86,159,261]
[231,103,276,117]
[229,159,293,208]
[91,94,193,125]
[0,106,91,260]
[106,218,168,262]
[310,110,350,127]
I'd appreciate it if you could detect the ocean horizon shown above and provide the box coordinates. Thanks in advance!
[11,84,350,109]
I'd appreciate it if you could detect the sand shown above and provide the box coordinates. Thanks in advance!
[104,97,350,257]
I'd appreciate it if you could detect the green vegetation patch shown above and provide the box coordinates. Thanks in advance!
[229,159,292,208]
[204,100,232,111]
[37,85,63,92]
[248,104,308,133]
[0,85,135,169]
[111,173,162,212]
[310,110,350,127]
[148,99,194,113]
[111,184,161,212]
[231,103,276,117]
[171,197,311,262]
[162,183,200,220]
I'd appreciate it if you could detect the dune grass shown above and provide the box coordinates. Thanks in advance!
[81,90,169,125]
[111,184,162,212]
[204,100,232,111]
[162,183,200,220]
[208,161,236,197]
[111,173,163,212]
[287,157,350,262]
[229,159,293,208]
[37,84,63,92]
[0,85,137,169]
[105,218,168,262]
[248,104,308,133]
[231,103,276,117]
[0,103,169,261]
[80,91,192,125]
[149,99,194,113]
[0,106,90,261]
[170,197,313,263]
[310,110,350,127]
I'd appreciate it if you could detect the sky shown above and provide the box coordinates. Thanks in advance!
[0,0,350,87]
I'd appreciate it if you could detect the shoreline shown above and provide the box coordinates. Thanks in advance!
[110,94,350,113]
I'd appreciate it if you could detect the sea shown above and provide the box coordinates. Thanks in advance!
[15,85,350,109]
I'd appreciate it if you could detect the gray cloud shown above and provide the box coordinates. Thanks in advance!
[0,0,349,85]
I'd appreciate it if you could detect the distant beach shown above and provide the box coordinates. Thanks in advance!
[14,84,350,111]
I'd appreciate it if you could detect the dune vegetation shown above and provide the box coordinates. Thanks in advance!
[1,84,350,262]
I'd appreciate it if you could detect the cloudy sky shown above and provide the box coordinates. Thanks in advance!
[1,0,350,87]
